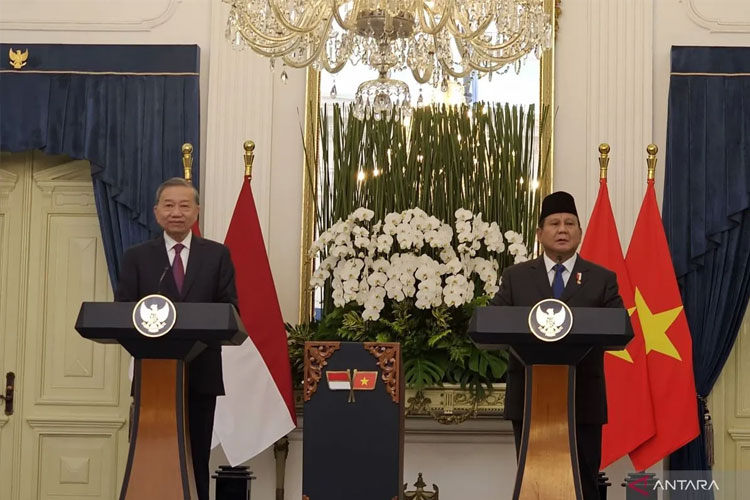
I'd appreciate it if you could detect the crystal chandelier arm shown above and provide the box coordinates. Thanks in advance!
[467,30,526,57]
[237,13,301,45]
[331,0,362,32]
[320,55,349,74]
[439,62,473,79]
[268,0,330,35]
[410,65,433,85]
[446,11,495,41]
[416,1,451,36]
[241,31,303,58]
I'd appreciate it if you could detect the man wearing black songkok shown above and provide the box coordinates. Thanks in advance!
[491,191,624,500]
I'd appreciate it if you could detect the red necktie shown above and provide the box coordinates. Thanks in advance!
[172,243,185,293]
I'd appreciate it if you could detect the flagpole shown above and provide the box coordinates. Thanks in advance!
[243,140,255,180]
[244,137,291,500]
[599,143,610,180]
[182,143,194,183]
[646,144,657,181]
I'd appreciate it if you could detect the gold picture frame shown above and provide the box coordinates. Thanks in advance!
[297,1,559,322]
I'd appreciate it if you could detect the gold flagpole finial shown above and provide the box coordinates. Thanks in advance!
[598,143,610,180]
[243,140,255,179]
[181,143,194,183]
[646,144,658,181]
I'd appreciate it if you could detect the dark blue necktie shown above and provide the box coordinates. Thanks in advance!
[552,263,565,299]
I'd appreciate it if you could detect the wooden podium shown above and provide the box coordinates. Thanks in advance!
[469,306,633,500]
[75,302,246,500]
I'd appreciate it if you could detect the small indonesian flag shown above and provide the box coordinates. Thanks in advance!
[326,370,352,391]
[353,371,378,390]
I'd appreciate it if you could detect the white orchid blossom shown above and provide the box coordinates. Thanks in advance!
[310,207,528,321]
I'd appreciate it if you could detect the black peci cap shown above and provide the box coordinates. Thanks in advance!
[539,191,578,226]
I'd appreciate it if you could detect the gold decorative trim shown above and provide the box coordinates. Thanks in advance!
[404,473,439,500]
[405,385,505,423]
[540,0,556,208]
[0,70,198,76]
[363,342,400,404]
[671,72,750,77]
[298,68,320,323]
[303,342,340,402]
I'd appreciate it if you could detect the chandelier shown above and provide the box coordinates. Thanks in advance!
[225,0,552,117]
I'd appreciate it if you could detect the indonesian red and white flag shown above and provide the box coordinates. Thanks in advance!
[326,371,352,390]
[212,175,297,465]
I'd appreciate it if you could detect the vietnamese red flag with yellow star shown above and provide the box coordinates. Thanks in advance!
[580,179,655,469]
[353,371,378,391]
[625,177,699,470]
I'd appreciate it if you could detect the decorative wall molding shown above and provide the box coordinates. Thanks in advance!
[32,160,93,195]
[727,429,750,441]
[26,416,126,430]
[0,167,18,194]
[584,0,653,247]
[0,0,181,32]
[0,167,19,209]
[685,0,750,33]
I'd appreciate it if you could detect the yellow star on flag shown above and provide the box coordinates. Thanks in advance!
[359,376,370,386]
[633,287,683,360]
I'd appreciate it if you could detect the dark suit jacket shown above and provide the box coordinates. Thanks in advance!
[115,235,239,395]
[490,254,623,424]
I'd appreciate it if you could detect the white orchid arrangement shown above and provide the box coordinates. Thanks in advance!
[309,207,529,321]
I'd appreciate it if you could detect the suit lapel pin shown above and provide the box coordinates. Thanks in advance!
[576,272,582,285]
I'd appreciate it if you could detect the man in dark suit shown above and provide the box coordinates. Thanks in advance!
[491,191,623,500]
[115,177,238,500]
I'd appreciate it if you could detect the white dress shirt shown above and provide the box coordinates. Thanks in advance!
[164,231,192,270]
[543,252,577,287]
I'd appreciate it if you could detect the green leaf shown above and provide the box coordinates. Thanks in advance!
[404,357,446,391]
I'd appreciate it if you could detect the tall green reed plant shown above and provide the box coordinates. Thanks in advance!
[316,101,546,313]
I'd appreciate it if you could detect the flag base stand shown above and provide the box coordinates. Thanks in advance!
[598,472,611,500]
[622,472,658,499]
[213,465,255,500]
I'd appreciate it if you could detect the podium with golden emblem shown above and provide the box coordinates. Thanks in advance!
[469,304,633,500]
[75,299,246,500]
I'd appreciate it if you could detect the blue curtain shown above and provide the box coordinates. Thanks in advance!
[663,46,750,485]
[0,44,200,288]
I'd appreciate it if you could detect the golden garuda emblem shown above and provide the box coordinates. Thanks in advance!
[536,305,567,337]
[131,294,177,338]
[140,302,170,333]
[528,298,573,342]
[9,48,28,70]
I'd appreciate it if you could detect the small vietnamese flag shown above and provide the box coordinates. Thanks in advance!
[353,371,378,391]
